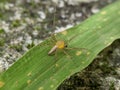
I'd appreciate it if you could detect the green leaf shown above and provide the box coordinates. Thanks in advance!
[0,1,120,90]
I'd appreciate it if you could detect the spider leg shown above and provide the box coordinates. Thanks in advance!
[45,34,57,46]
[50,4,57,43]
[62,49,79,67]
[66,47,90,56]
[62,49,72,59]
[65,47,89,51]
[54,49,58,61]
[51,34,57,42]
[68,34,79,43]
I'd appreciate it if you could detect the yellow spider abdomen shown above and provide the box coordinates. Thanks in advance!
[56,40,65,49]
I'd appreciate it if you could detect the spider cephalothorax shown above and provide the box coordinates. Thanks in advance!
[48,40,67,55]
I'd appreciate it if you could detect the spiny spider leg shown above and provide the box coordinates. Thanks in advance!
[62,49,78,67]
[65,47,88,51]
[51,34,57,42]
[62,49,71,59]
[54,49,58,61]
[68,34,80,43]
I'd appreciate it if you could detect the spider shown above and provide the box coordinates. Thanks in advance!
[46,5,88,58]
[47,33,87,59]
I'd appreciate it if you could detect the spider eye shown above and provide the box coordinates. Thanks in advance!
[65,45,68,47]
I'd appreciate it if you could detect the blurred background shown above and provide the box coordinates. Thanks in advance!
[0,0,120,90]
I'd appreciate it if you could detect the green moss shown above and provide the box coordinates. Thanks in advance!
[0,39,5,46]
[10,44,22,52]
[0,29,5,34]
[27,42,35,49]
[11,20,21,27]
[109,82,115,90]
